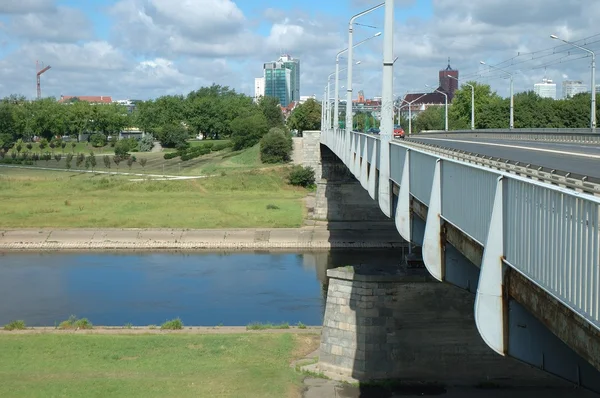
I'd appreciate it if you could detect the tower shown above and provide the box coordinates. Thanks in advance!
[439,58,458,101]
[36,60,51,99]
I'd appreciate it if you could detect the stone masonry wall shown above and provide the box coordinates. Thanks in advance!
[317,265,565,386]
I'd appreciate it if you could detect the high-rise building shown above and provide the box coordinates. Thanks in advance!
[563,80,588,99]
[534,78,556,100]
[254,77,265,102]
[439,59,459,101]
[263,55,300,107]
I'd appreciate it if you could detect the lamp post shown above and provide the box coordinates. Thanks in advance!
[425,84,448,131]
[327,62,361,132]
[447,75,475,130]
[321,85,327,131]
[551,34,596,133]
[345,2,385,136]
[480,61,513,130]
[334,32,381,132]
[399,92,428,135]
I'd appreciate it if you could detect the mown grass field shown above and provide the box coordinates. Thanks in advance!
[0,145,308,229]
[0,333,318,398]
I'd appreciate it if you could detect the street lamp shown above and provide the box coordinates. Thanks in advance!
[327,62,361,131]
[425,84,448,131]
[448,75,475,130]
[480,60,513,130]
[322,85,327,130]
[551,34,596,133]
[334,32,381,132]
[399,92,428,135]
[345,2,385,136]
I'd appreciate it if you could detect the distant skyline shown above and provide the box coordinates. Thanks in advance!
[0,1,599,101]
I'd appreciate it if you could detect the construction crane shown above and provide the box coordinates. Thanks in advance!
[36,61,51,99]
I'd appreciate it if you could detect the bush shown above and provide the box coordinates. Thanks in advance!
[138,133,154,152]
[158,123,189,148]
[58,315,93,330]
[164,151,179,160]
[260,129,292,164]
[211,142,232,152]
[231,113,269,150]
[161,318,183,330]
[3,320,26,330]
[288,165,315,187]
[89,133,106,147]
[114,138,137,157]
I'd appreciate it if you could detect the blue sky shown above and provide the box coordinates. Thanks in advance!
[0,0,598,101]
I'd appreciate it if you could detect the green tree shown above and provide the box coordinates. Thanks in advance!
[230,112,269,150]
[260,128,293,163]
[157,123,189,148]
[413,106,445,132]
[287,99,321,132]
[258,96,284,128]
[89,152,97,172]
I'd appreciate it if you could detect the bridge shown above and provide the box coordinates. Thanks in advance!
[304,127,600,392]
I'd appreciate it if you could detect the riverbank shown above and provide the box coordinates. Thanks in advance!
[0,222,404,250]
[0,331,320,398]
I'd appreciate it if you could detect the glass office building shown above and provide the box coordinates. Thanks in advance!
[263,55,300,107]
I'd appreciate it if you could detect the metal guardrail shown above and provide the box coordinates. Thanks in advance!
[321,128,600,337]
[417,129,600,144]
[403,139,600,196]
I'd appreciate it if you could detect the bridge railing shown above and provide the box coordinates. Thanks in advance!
[321,128,600,348]
[416,128,600,144]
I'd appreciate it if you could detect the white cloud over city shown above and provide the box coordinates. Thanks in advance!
[0,0,598,101]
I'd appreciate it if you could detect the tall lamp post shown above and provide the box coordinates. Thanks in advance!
[425,84,448,131]
[447,75,475,130]
[327,62,361,132]
[399,92,428,135]
[334,32,381,132]
[480,61,513,130]
[321,85,327,130]
[551,34,596,133]
[345,3,385,135]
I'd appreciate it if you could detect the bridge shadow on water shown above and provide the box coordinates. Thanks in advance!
[314,144,596,397]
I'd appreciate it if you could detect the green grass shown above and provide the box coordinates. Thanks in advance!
[0,333,317,398]
[0,162,306,229]
[246,322,290,330]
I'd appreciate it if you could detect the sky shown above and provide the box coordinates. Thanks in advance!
[0,0,599,101]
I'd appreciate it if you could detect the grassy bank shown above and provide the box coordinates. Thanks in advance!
[0,333,318,397]
[0,167,306,228]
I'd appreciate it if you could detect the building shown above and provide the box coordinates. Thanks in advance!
[58,95,112,104]
[400,92,447,119]
[562,80,587,99]
[263,55,300,107]
[533,78,557,100]
[254,77,265,102]
[439,59,459,101]
[299,95,316,104]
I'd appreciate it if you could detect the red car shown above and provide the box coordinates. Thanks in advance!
[393,125,405,139]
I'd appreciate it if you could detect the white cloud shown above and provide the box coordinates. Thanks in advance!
[0,0,54,14]
[8,6,93,42]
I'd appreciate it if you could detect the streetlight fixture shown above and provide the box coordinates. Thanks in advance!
[448,75,475,130]
[334,32,382,132]
[398,92,428,135]
[551,34,596,133]
[345,2,385,136]
[327,62,361,131]
[480,60,513,130]
[425,84,448,131]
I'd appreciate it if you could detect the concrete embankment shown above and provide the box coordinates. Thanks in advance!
[0,222,404,250]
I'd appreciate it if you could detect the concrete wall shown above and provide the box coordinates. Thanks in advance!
[317,265,569,386]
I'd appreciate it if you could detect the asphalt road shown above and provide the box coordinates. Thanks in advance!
[408,137,600,179]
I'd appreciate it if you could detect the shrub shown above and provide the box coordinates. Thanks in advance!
[161,318,183,330]
[138,133,154,152]
[114,138,137,157]
[3,320,26,331]
[89,133,106,148]
[163,152,179,160]
[260,129,292,164]
[288,165,315,187]
[211,142,232,152]
[58,315,93,330]
[158,123,189,149]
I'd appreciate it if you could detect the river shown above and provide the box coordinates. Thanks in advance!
[0,249,401,327]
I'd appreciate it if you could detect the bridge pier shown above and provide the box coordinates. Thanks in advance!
[310,264,568,387]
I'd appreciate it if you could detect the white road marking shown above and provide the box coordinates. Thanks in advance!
[414,137,600,160]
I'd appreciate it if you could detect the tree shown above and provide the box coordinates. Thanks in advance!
[230,112,269,150]
[103,155,111,170]
[287,99,321,132]
[140,158,147,172]
[127,156,134,170]
[113,155,121,172]
[157,123,189,148]
[413,106,445,132]
[54,153,62,163]
[260,128,293,163]
[258,96,284,128]
[76,153,85,168]
[89,152,97,172]
[449,82,504,129]
[138,133,154,152]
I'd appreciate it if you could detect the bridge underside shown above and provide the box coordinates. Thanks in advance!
[314,136,600,392]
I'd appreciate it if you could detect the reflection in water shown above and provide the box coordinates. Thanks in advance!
[0,249,402,327]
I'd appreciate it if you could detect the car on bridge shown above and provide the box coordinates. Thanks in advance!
[393,125,405,139]
[366,127,380,135]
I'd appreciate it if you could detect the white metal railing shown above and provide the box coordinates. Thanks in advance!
[321,128,600,346]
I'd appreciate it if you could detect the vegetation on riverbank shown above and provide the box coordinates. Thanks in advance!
[0,332,319,397]
[0,144,309,229]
